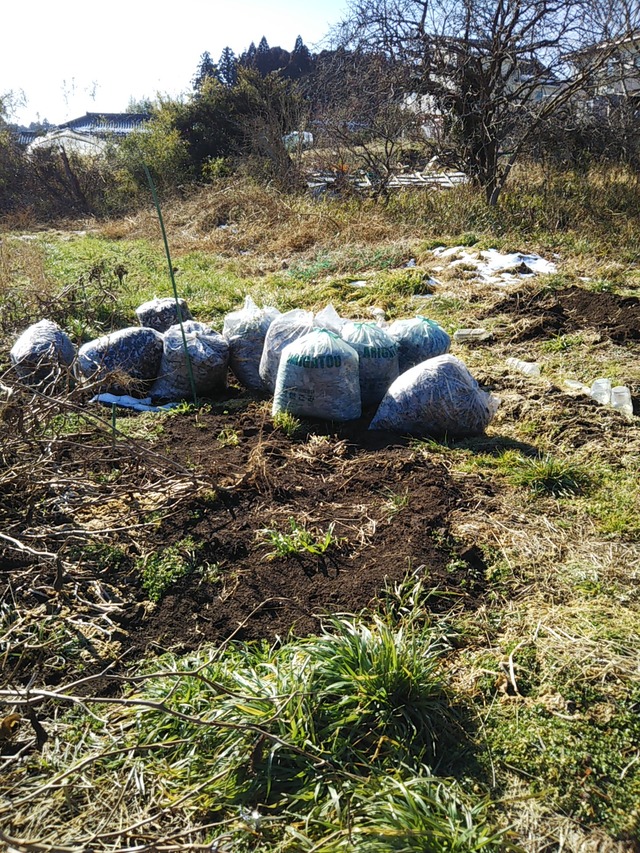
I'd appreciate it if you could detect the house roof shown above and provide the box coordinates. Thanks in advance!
[58,112,151,136]
[28,128,109,155]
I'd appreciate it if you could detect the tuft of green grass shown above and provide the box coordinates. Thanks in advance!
[5,605,508,849]
[259,518,341,559]
[541,333,584,352]
[138,536,202,601]
[382,488,410,518]
[217,427,240,447]
[583,468,640,540]
[273,409,303,437]
[504,453,590,497]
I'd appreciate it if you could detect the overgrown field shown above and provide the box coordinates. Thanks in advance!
[1,169,640,852]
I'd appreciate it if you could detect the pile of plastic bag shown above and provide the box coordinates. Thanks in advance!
[8,296,498,437]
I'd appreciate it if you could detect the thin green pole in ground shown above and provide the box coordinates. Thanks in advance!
[142,163,198,406]
[111,402,117,447]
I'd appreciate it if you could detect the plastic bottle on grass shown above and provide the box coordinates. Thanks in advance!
[453,328,492,343]
[506,357,540,378]
[590,378,612,405]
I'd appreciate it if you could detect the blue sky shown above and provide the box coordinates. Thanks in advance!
[4,0,350,126]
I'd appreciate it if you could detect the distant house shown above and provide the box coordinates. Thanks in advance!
[24,112,152,157]
[570,34,640,105]
[58,112,151,137]
[28,128,110,157]
[402,38,559,140]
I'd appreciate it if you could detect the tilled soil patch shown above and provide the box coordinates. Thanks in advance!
[125,411,486,652]
[489,285,640,342]
[1,402,491,688]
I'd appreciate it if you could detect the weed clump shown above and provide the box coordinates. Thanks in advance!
[139,537,202,601]
[506,453,590,497]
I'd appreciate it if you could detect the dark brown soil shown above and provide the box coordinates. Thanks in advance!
[122,409,488,653]
[489,285,640,342]
[0,399,493,683]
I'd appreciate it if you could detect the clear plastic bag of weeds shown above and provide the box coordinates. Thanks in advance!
[369,354,499,437]
[77,327,164,394]
[223,296,280,390]
[10,319,76,388]
[273,329,361,421]
[135,297,193,333]
[340,321,399,407]
[387,316,451,373]
[151,321,229,401]
[315,303,345,334]
[259,309,315,393]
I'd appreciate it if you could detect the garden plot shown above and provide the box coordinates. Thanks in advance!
[2,220,640,851]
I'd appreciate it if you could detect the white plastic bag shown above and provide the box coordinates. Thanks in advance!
[340,321,399,407]
[135,297,193,333]
[10,320,75,387]
[273,329,361,421]
[150,321,229,401]
[259,309,315,393]
[77,327,164,392]
[388,316,451,373]
[223,296,280,390]
[369,354,498,437]
[314,303,345,334]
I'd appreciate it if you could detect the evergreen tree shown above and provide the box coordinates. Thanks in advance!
[240,41,257,68]
[218,47,238,87]
[192,51,219,93]
[256,36,272,75]
[286,35,312,79]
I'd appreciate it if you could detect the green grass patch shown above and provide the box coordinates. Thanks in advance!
[583,469,640,540]
[139,536,203,601]
[259,518,342,559]
[504,453,590,497]
[7,608,509,849]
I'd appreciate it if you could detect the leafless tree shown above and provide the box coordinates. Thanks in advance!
[335,0,640,204]
[311,50,424,198]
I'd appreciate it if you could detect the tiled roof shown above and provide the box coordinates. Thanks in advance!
[59,112,151,136]
[15,130,38,146]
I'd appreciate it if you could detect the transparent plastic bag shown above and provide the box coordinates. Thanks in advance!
[387,316,451,373]
[77,327,164,393]
[273,329,361,421]
[259,309,315,393]
[10,320,75,387]
[340,321,399,407]
[223,296,280,390]
[136,297,193,333]
[150,321,229,401]
[315,303,345,334]
[369,354,498,437]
